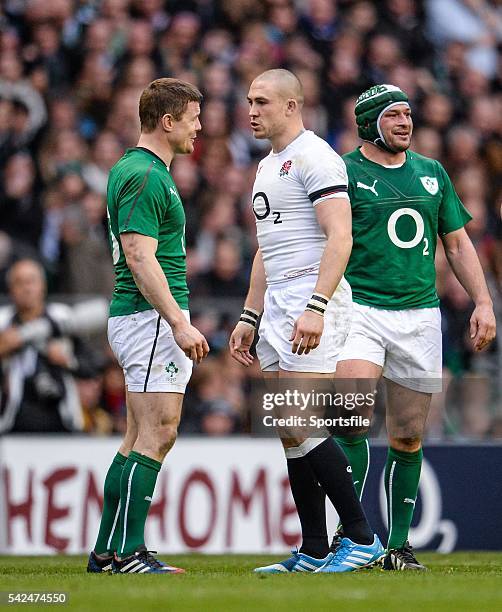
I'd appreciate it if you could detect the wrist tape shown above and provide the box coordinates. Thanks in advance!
[239,307,261,329]
[305,293,330,316]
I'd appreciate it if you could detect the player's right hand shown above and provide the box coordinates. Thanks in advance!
[229,322,255,366]
[290,310,324,355]
[470,302,496,352]
[173,323,210,364]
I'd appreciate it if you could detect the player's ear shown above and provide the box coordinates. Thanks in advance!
[161,113,174,132]
[285,98,297,115]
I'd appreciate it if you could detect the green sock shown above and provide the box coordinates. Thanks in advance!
[94,452,127,556]
[385,446,423,550]
[334,435,370,500]
[118,451,162,558]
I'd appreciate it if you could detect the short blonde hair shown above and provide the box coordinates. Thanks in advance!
[139,78,203,132]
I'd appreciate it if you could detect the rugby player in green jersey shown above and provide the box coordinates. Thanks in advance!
[333,84,496,570]
[88,78,209,575]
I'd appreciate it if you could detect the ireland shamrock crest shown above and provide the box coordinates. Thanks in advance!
[166,362,179,378]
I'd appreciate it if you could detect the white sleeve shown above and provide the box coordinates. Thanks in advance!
[298,143,349,206]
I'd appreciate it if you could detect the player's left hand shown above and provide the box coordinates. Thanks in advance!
[470,302,496,351]
[290,310,324,355]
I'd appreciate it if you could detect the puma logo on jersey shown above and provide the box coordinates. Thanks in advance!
[356,179,378,196]
[170,186,181,202]
[403,498,416,505]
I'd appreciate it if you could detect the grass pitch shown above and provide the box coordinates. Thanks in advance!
[1,553,501,611]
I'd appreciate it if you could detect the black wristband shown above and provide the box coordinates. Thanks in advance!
[305,293,330,316]
[239,307,260,328]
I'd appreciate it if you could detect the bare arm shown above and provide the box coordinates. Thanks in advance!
[121,232,187,326]
[244,248,266,313]
[313,197,353,298]
[441,227,496,351]
[229,248,266,366]
[290,197,352,355]
[121,232,209,362]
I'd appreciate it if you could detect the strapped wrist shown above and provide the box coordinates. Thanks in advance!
[239,307,261,329]
[305,293,329,316]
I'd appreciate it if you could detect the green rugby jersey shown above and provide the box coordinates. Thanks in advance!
[107,147,188,317]
[343,148,471,310]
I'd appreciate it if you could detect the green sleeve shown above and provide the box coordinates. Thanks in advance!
[118,166,168,240]
[343,157,355,204]
[437,162,472,235]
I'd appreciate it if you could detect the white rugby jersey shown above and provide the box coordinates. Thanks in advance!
[252,130,349,285]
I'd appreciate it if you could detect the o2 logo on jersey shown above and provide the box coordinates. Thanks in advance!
[252,192,270,219]
[252,192,282,224]
[387,207,429,256]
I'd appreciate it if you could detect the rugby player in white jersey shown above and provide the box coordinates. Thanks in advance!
[229,69,382,573]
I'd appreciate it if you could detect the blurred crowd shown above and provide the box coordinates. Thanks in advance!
[0,0,501,438]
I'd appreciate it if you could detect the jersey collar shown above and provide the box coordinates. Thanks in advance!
[357,146,410,169]
[134,147,169,168]
[270,129,309,156]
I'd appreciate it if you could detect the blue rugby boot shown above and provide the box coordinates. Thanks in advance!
[316,535,384,573]
[254,548,332,574]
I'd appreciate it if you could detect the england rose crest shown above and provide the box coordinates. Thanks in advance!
[279,160,292,177]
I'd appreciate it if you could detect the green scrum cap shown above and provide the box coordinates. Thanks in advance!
[355,84,410,152]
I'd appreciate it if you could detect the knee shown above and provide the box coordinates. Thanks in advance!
[157,424,178,457]
[389,436,422,453]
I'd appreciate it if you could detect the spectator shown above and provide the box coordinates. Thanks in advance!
[0,259,85,433]
[78,376,114,435]
[58,190,115,296]
[101,359,127,433]
[191,236,249,298]
[425,0,502,78]
[181,356,241,434]
[365,34,402,83]
[0,152,43,250]
[82,130,122,195]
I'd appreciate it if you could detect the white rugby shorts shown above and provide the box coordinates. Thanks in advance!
[338,302,442,393]
[108,309,193,393]
[256,274,352,373]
